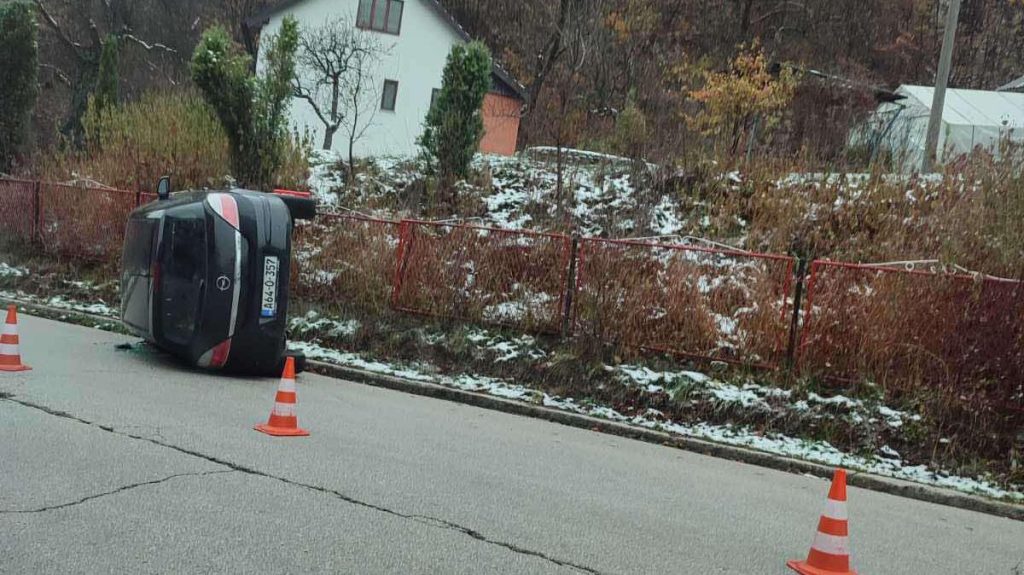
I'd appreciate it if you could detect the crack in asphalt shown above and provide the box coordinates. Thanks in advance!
[2,396,604,575]
[0,471,236,514]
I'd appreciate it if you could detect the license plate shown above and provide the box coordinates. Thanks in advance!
[261,256,279,318]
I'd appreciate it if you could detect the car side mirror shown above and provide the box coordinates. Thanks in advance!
[157,176,171,201]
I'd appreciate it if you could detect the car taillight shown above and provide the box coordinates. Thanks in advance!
[198,339,232,369]
[206,193,240,230]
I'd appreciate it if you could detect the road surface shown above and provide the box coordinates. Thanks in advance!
[1,314,1022,574]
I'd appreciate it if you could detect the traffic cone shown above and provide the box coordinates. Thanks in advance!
[788,469,856,575]
[255,357,309,437]
[0,305,31,372]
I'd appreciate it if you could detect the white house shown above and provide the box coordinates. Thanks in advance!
[249,0,526,158]
[859,85,1024,171]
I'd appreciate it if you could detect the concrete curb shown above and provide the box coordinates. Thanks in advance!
[307,359,1024,522]
[4,295,1021,522]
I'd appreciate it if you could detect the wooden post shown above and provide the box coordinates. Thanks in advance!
[922,0,961,173]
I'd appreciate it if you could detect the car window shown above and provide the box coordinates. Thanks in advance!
[123,217,158,276]
[121,217,160,334]
[160,205,207,346]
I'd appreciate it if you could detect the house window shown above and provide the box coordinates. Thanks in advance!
[381,80,399,111]
[357,0,404,35]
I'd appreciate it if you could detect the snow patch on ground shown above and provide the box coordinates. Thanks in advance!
[614,365,922,431]
[465,329,546,362]
[307,149,345,207]
[44,296,118,317]
[0,262,28,278]
[0,289,118,318]
[293,341,1023,502]
[289,310,360,339]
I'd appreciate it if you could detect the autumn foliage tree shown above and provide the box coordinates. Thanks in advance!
[686,42,796,159]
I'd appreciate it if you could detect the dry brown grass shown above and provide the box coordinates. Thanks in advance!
[573,238,795,367]
[391,221,571,334]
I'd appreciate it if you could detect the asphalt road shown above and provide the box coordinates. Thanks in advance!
[1,314,1023,574]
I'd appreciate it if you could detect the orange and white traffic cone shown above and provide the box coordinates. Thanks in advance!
[255,357,309,437]
[788,469,856,575]
[0,305,31,372]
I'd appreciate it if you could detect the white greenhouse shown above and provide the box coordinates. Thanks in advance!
[858,85,1024,172]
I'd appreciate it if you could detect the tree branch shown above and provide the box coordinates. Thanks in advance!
[40,63,72,85]
[121,33,178,54]
[33,0,87,58]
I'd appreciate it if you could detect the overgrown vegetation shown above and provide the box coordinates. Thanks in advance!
[37,91,230,190]
[191,16,304,190]
[0,2,39,173]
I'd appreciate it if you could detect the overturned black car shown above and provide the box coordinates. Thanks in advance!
[120,177,315,375]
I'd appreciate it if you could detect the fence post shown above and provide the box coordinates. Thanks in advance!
[390,220,411,310]
[785,258,809,371]
[561,235,580,338]
[32,181,41,242]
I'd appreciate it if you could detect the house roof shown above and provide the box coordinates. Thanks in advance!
[247,0,528,101]
[897,85,1024,128]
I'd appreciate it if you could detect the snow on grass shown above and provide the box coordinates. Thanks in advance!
[0,289,119,318]
[483,187,533,229]
[651,197,684,236]
[293,340,1023,502]
[614,364,924,432]
[0,260,27,276]
[482,287,555,324]
[289,310,360,340]
[307,149,345,207]
[289,340,542,403]
[465,329,546,362]
[43,296,118,317]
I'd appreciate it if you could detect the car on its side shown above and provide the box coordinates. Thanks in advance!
[120,177,315,375]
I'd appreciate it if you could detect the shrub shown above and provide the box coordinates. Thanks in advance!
[0,2,39,173]
[420,42,492,190]
[191,17,302,190]
[38,90,232,191]
[686,42,795,158]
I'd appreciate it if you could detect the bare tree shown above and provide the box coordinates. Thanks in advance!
[294,17,387,176]
[532,0,609,216]
[33,0,179,142]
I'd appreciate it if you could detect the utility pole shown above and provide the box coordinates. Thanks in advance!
[921,0,962,173]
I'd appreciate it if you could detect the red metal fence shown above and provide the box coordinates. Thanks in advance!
[391,220,572,334]
[292,213,402,316]
[0,178,37,242]
[38,182,138,260]
[798,261,1024,387]
[3,176,1023,387]
[573,238,796,368]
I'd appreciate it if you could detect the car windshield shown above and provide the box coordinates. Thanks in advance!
[159,204,207,346]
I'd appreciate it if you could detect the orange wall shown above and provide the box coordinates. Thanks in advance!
[480,94,522,156]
